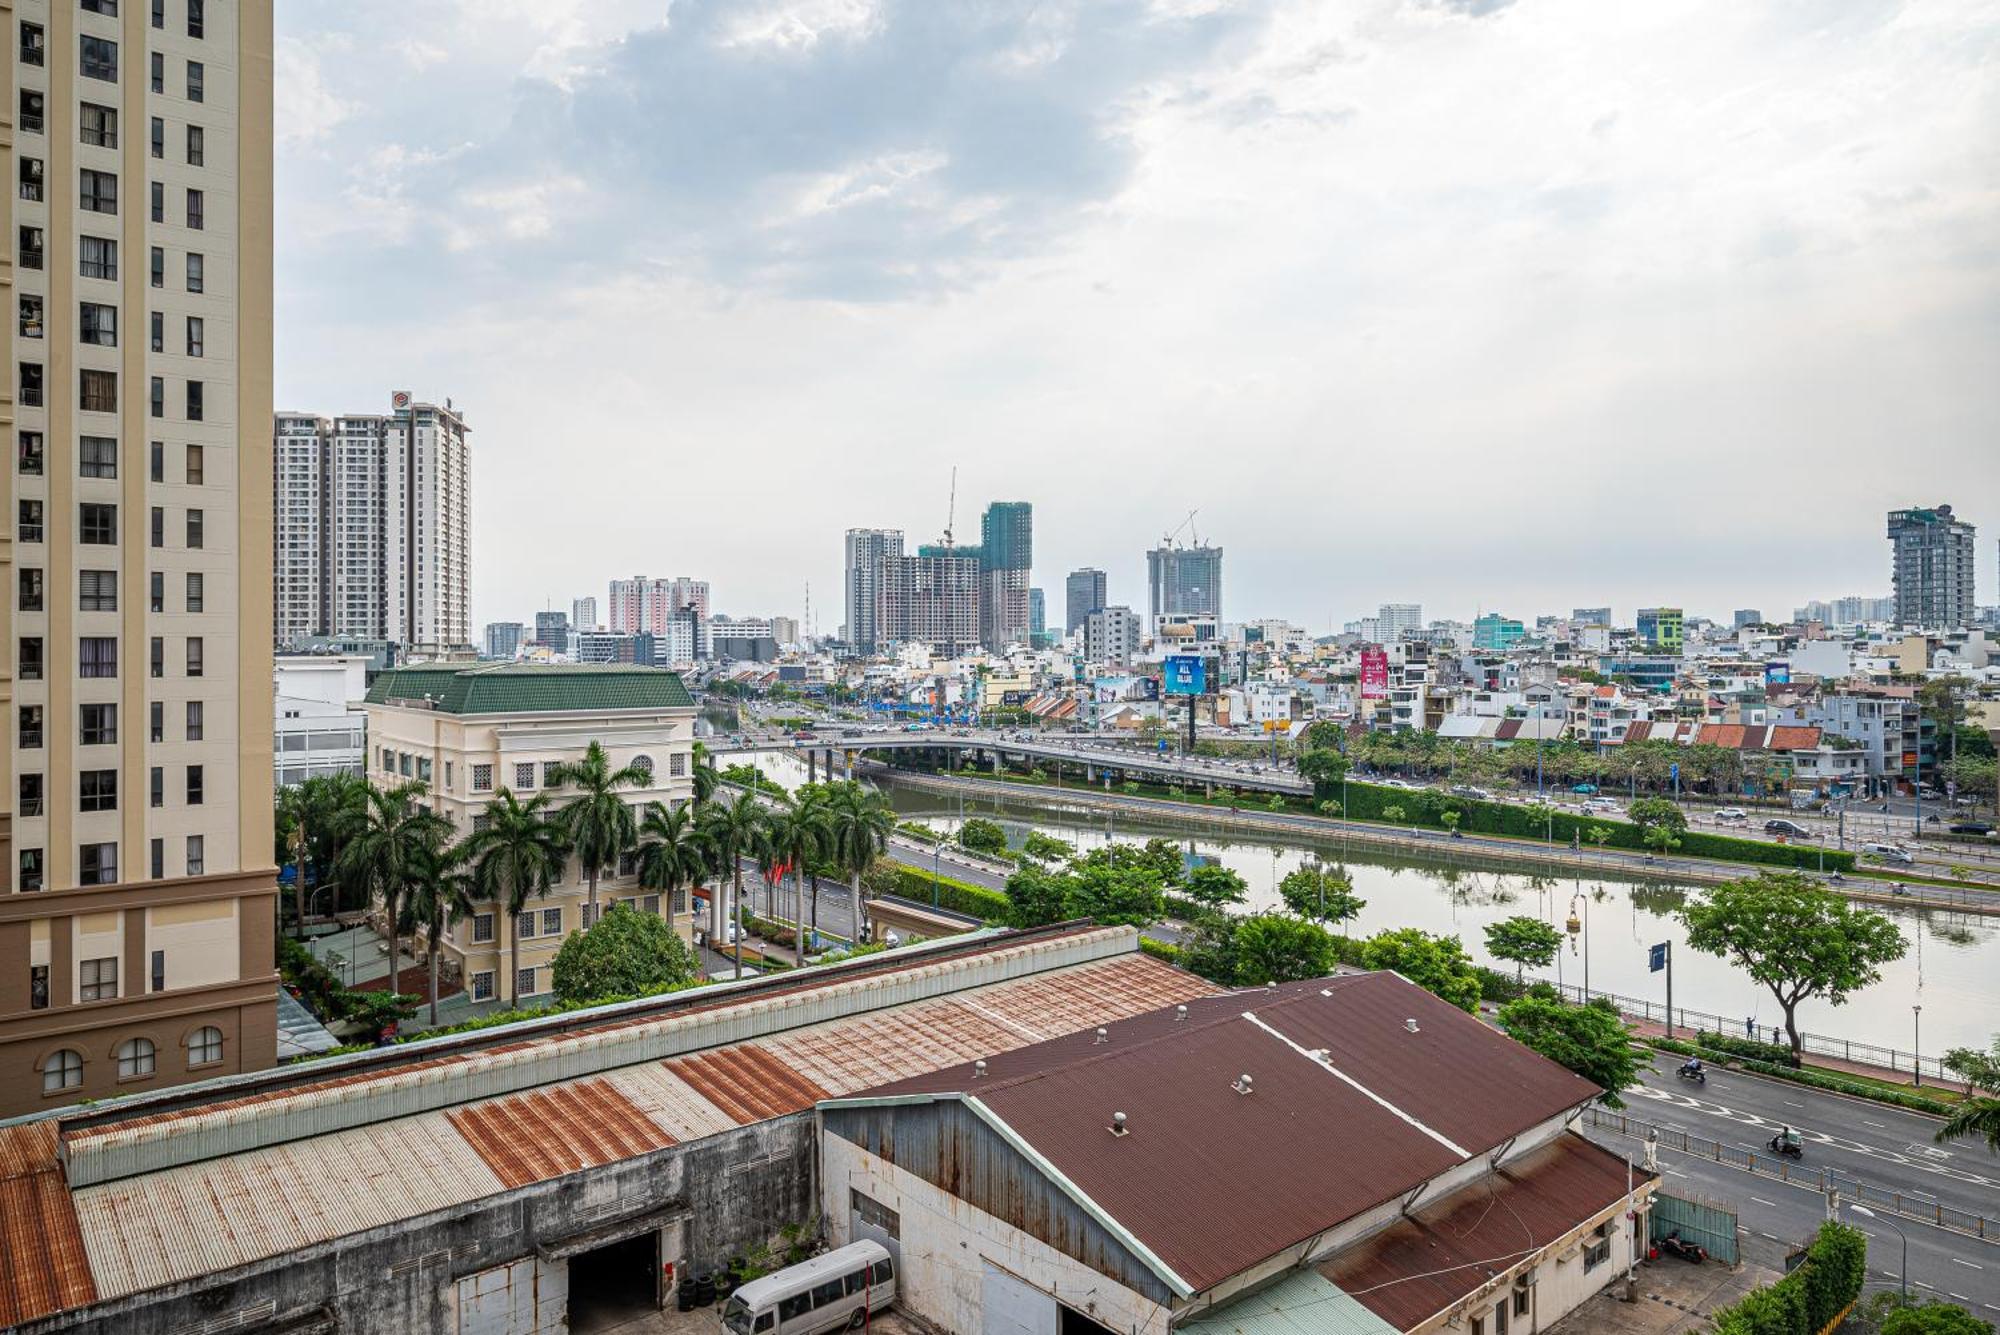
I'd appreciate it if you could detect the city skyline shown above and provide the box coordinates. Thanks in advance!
[271,2,1999,629]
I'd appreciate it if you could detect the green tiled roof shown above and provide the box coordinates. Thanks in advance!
[365,664,695,715]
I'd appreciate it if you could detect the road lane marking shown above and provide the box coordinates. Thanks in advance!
[1784,1100,1806,1109]
[1760,1232,1781,1241]
[1751,1198,1779,1207]
[1952,1258,1984,1270]
[1864,1120,1887,1129]
[1952,1293,1973,1302]
[1917,1281,1937,1291]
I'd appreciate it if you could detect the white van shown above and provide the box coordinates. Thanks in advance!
[722,1241,896,1335]
[1862,842,1915,865]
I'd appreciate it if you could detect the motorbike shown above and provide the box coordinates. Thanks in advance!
[1658,1231,1707,1264]
[1676,1063,1706,1085]
[1768,1132,1804,1160]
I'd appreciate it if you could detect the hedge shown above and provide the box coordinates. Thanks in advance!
[1326,779,1856,873]
[1139,937,1183,965]
[1693,1029,1799,1067]
[1648,1037,1954,1116]
[1712,1222,1864,1335]
[872,861,1012,922]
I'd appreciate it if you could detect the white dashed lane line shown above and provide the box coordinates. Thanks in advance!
[1751,1198,1779,1208]
[1953,1258,1985,1270]
[1864,1120,1888,1129]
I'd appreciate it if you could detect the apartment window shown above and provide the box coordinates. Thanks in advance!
[518,968,538,999]
[79,301,117,346]
[514,762,535,789]
[79,102,117,148]
[151,50,164,93]
[150,838,164,877]
[80,704,117,745]
[19,706,44,749]
[20,849,45,892]
[30,966,50,1012]
[150,376,165,417]
[150,570,164,611]
[186,316,204,356]
[150,767,163,808]
[152,0,165,26]
[186,764,203,805]
[188,1026,224,1067]
[185,700,202,740]
[80,167,118,213]
[471,913,496,944]
[80,769,118,812]
[19,774,44,818]
[82,0,119,14]
[188,0,204,38]
[20,157,45,202]
[19,567,45,612]
[151,636,164,677]
[42,1050,82,1093]
[81,34,119,81]
[186,124,204,167]
[19,225,44,270]
[515,911,536,940]
[543,761,562,788]
[471,763,493,792]
[19,294,43,338]
[19,432,45,475]
[151,311,164,352]
[150,180,164,223]
[151,506,165,547]
[151,116,165,158]
[80,956,119,1001]
[20,363,44,407]
[81,369,118,412]
[18,500,44,544]
[21,21,45,66]
[187,508,204,546]
[80,235,116,278]
[19,89,44,135]
[152,950,166,993]
[1583,1237,1611,1273]
[79,569,117,611]
[186,381,204,420]
[541,907,563,936]
[187,60,204,101]
[151,245,165,287]
[19,638,43,681]
[185,571,203,612]
[80,636,118,677]
[149,440,165,481]
[80,502,117,543]
[186,636,203,676]
[185,188,203,229]
[150,701,164,741]
[580,903,601,930]
[185,835,204,874]
[184,444,205,485]
[471,971,495,1002]
[186,252,204,291]
[116,1038,157,1081]
[80,435,119,478]
[1513,1289,1531,1319]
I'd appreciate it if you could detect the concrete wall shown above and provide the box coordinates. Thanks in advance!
[1409,1190,1646,1335]
[823,1134,1174,1335]
[14,1112,817,1335]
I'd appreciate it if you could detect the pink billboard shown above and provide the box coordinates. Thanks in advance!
[1360,647,1389,700]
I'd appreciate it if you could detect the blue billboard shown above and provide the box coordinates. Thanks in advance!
[1163,654,1207,696]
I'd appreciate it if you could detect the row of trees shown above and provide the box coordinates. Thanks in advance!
[276,742,897,1023]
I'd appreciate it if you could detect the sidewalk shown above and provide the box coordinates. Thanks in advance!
[1546,1260,1782,1334]
[1621,1013,1955,1092]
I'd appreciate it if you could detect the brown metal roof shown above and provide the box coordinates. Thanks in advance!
[448,1079,681,1189]
[0,1123,97,1325]
[1768,725,1822,752]
[1321,1134,1647,1331]
[842,973,1598,1294]
[1701,724,1750,750]
[665,1046,833,1124]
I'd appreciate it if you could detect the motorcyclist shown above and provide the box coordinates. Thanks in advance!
[1679,1056,1703,1076]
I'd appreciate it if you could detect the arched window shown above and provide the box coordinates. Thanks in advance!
[631,754,655,779]
[42,1049,83,1094]
[115,1037,156,1080]
[186,1026,224,1067]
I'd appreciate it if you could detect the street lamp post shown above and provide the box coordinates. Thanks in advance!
[1912,1004,1922,1088]
[1848,1204,1906,1302]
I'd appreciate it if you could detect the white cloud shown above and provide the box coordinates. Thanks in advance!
[273,37,353,147]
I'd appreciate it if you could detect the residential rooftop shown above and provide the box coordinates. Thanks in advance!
[364,662,696,714]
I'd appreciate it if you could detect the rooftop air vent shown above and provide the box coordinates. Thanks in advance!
[1233,1073,1254,1096]
[1094,1027,1108,1045]
[1109,1111,1129,1137]
[1175,1004,1188,1022]
[1405,1018,1421,1033]
[974,1059,987,1079]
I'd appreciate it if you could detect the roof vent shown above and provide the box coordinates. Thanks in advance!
[1405,1018,1421,1033]
[974,1059,987,1079]
[1109,1111,1129,1137]
[1175,1004,1188,1022]
[1094,1027,1109,1045]
[1233,1073,1254,1096]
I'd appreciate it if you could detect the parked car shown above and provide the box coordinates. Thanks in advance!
[1764,818,1814,838]
[1950,821,1995,836]
[1572,783,1599,795]
[1714,807,1748,821]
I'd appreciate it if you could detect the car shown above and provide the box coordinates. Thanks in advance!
[1714,807,1748,821]
[1862,842,1916,865]
[1950,821,1994,836]
[1450,785,1492,801]
[1571,783,1599,795]
[1764,819,1814,838]
[1582,797,1621,813]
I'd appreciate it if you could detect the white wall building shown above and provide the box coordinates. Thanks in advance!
[274,656,369,787]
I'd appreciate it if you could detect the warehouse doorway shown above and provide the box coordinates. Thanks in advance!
[568,1232,659,1335]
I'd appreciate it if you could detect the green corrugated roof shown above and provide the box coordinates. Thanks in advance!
[1179,1271,1397,1335]
[365,664,695,715]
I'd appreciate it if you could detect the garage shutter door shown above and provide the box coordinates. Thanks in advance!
[982,1260,1057,1335]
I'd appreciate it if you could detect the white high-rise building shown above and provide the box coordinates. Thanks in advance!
[271,397,472,653]
[572,597,599,633]
[1378,603,1423,641]
[844,528,904,653]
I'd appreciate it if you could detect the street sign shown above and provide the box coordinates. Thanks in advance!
[1649,942,1667,973]
[1669,763,1679,782]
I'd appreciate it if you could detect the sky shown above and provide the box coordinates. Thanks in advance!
[274,0,2000,636]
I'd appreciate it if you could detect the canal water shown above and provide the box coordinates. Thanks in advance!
[745,751,2000,1055]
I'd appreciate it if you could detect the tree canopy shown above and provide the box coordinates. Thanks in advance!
[1359,928,1483,1011]
[549,906,700,1007]
[956,817,1008,855]
[1233,915,1339,985]
[1278,865,1365,928]
[1627,797,1687,833]
[1484,916,1564,981]
[1496,994,1641,1106]
[1181,864,1249,911]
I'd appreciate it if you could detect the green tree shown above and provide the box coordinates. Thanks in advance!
[956,817,1008,855]
[1682,872,1908,1058]
[549,905,699,1007]
[1182,864,1249,911]
[546,740,649,919]
[1067,862,1164,926]
[334,781,453,1002]
[1234,914,1338,985]
[1877,1298,1995,1335]
[1936,1041,2000,1153]
[1628,797,1687,833]
[1021,831,1074,864]
[464,788,569,1009]
[1278,865,1365,931]
[635,800,707,942]
[1440,811,1462,836]
[1644,825,1682,858]
[1484,916,1564,982]
[1360,928,1483,1011]
[699,791,768,969]
[1382,804,1408,827]
[404,837,474,1025]
[762,803,828,967]
[1298,748,1351,799]
[1495,994,1641,1106]
[1003,864,1070,928]
[690,742,720,806]
[826,782,893,943]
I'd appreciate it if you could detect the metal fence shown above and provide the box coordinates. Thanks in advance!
[1582,1108,1995,1242]
[1650,1191,1741,1265]
[1555,983,1953,1082]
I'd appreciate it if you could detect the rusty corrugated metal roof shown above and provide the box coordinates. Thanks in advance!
[0,1123,97,1325]
[841,973,1598,1294]
[1768,725,1822,751]
[1320,1134,1647,1331]
[665,1046,832,1124]
[448,1079,679,1189]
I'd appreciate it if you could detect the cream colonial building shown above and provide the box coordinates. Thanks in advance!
[363,663,697,1006]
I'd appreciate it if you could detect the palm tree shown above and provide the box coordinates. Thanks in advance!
[405,837,474,1026]
[546,740,648,919]
[463,789,569,1010]
[317,773,371,914]
[691,742,719,807]
[827,783,893,945]
[792,786,836,941]
[699,791,766,974]
[761,804,826,967]
[276,780,321,938]
[636,800,707,940]
[334,782,452,998]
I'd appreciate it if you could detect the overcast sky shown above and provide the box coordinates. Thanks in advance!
[275,0,1999,635]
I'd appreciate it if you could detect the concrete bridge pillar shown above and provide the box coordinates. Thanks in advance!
[807,751,817,784]
[991,752,1002,774]
[1085,764,1095,783]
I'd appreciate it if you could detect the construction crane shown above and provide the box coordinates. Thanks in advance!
[942,467,959,549]
[1161,508,1200,549]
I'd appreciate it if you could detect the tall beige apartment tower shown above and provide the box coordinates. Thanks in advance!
[0,0,276,1116]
